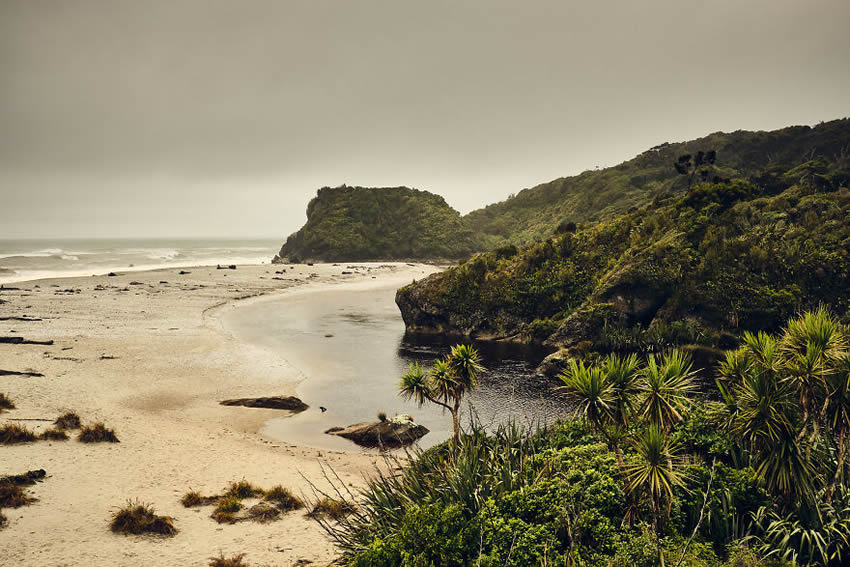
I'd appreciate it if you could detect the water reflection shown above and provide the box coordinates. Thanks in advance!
[221,282,567,452]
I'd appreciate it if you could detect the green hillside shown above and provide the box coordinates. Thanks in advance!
[274,185,482,262]
[397,121,850,364]
[464,119,850,247]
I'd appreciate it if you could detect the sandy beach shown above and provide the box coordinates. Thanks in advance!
[0,262,435,566]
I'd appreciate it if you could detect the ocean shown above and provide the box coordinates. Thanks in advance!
[0,238,281,284]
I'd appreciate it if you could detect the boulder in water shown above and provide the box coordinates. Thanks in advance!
[325,414,428,447]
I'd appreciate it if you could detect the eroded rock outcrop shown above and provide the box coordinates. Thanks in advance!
[325,414,429,447]
[220,396,308,412]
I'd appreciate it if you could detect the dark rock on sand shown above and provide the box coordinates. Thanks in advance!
[0,369,44,377]
[220,396,308,412]
[0,337,54,345]
[325,414,428,447]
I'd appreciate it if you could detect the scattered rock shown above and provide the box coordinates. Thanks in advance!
[178,270,191,275]
[325,414,429,447]
[219,396,308,412]
[107,272,119,277]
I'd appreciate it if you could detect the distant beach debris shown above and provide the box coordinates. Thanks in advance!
[219,396,308,413]
[216,264,237,270]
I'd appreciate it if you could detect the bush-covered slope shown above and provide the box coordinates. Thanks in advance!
[464,118,850,247]
[397,145,850,361]
[274,186,483,262]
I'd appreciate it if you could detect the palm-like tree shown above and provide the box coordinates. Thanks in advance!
[625,424,686,535]
[638,350,698,431]
[399,344,484,443]
[603,353,643,428]
[559,358,614,432]
[825,356,850,504]
[781,309,848,444]
[560,354,642,474]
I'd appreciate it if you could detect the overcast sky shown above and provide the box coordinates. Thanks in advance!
[2,1,849,239]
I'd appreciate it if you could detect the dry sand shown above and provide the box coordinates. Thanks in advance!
[0,262,434,566]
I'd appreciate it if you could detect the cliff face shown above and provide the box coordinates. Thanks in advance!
[275,186,483,262]
[396,120,850,370]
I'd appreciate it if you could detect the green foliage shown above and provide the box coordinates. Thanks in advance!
[277,185,483,261]
[399,344,484,442]
[465,119,850,247]
[399,121,850,349]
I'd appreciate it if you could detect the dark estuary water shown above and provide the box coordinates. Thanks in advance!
[222,281,566,451]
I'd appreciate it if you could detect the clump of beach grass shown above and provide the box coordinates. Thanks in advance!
[0,483,36,508]
[0,424,37,444]
[211,495,243,524]
[224,480,264,499]
[53,411,82,430]
[78,422,119,443]
[181,490,203,507]
[0,393,14,412]
[309,497,357,521]
[264,485,304,511]
[110,500,177,536]
[208,552,248,567]
[247,502,281,523]
[38,428,69,441]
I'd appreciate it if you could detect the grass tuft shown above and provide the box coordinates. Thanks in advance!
[214,495,243,514]
[78,422,119,443]
[0,393,14,412]
[309,497,357,521]
[109,500,177,536]
[53,411,82,430]
[0,424,37,444]
[208,552,248,567]
[211,510,238,524]
[39,428,69,441]
[247,503,281,523]
[264,485,304,511]
[181,490,202,507]
[224,480,264,499]
[0,483,36,508]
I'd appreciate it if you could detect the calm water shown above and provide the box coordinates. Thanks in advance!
[222,281,566,451]
[0,238,280,284]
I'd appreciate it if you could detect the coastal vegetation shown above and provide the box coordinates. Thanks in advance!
[275,185,482,262]
[208,553,249,567]
[324,310,850,566]
[109,501,177,536]
[53,411,81,430]
[77,422,119,443]
[400,344,485,442]
[180,481,305,525]
[0,393,14,412]
[0,423,37,444]
[396,120,850,365]
[276,120,850,264]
